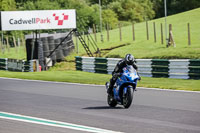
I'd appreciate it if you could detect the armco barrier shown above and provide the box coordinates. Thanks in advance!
[75,56,200,79]
[0,58,8,70]
[0,58,39,72]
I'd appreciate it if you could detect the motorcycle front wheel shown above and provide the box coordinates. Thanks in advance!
[122,87,134,108]
[107,94,117,107]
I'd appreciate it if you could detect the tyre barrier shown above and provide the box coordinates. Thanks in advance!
[25,32,75,63]
[0,58,39,72]
[41,37,50,57]
[75,56,200,79]
[48,36,56,61]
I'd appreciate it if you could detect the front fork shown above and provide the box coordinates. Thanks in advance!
[123,85,135,97]
[123,87,128,95]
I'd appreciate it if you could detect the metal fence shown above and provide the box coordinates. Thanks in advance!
[75,56,200,79]
[0,58,39,72]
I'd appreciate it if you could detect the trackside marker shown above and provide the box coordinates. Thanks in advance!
[0,112,123,133]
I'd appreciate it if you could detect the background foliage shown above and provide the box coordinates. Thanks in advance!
[1,0,199,30]
[0,0,200,42]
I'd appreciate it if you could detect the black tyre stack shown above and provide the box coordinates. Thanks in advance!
[25,32,75,69]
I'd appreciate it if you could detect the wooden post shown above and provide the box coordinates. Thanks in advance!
[167,24,172,47]
[153,22,156,43]
[119,23,122,41]
[168,24,176,47]
[17,38,21,48]
[13,36,18,52]
[161,23,164,44]
[93,24,97,42]
[87,35,89,48]
[6,36,10,52]
[188,23,191,46]
[146,21,149,40]
[21,37,26,52]
[76,35,79,54]
[106,23,110,41]
[0,37,4,54]
[132,23,135,41]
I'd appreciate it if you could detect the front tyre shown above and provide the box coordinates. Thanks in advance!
[107,94,117,107]
[123,87,134,108]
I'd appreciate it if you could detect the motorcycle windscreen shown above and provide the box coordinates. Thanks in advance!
[123,65,139,81]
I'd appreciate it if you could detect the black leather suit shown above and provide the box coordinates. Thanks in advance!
[108,59,138,94]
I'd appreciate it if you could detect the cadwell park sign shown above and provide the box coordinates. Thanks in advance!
[0,10,77,72]
[0,10,76,31]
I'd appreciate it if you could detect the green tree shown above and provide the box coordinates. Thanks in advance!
[108,1,123,19]
[102,9,118,29]
[109,0,154,22]
[45,0,98,31]
[151,0,200,18]
[150,0,163,18]
[1,0,16,11]
[35,0,60,10]
[87,0,118,7]
[138,0,155,20]
[22,1,36,10]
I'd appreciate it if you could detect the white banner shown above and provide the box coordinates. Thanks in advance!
[0,10,76,31]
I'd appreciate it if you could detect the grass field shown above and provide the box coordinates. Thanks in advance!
[0,46,26,60]
[0,70,200,91]
[76,8,200,59]
[1,8,200,60]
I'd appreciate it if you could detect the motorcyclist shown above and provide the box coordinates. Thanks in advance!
[107,54,141,95]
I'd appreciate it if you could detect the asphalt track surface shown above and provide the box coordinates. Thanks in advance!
[0,77,200,133]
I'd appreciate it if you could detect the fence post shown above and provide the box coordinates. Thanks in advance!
[6,36,10,52]
[5,58,8,70]
[188,23,191,46]
[93,24,97,42]
[0,38,5,54]
[119,23,122,41]
[21,37,26,52]
[13,36,17,52]
[75,35,79,54]
[161,23,164,44]
[153,22,156,43]
[168,24,176,47]
[106,23,110,42]
[167,24,172,47]
[17,38,21,48]
[132,23,135,41]
[146,21,149,40]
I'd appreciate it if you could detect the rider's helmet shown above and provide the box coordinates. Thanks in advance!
[125,54,134,65]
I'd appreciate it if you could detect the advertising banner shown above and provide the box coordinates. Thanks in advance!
[0,10,76,31]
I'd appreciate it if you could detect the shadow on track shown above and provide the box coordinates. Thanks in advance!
[83,106,124,110]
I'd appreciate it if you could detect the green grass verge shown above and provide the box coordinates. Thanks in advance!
[0,70,199,91]
[0,46,26,60]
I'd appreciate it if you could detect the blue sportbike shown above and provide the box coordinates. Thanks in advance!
[106,65,140,108]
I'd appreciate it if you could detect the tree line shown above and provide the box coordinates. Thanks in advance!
[1,0,200,32]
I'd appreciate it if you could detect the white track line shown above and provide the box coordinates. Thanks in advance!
[0,112,123,133]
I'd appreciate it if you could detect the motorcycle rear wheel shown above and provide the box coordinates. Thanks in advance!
[123,87,134,108]
[107,94,117,107]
